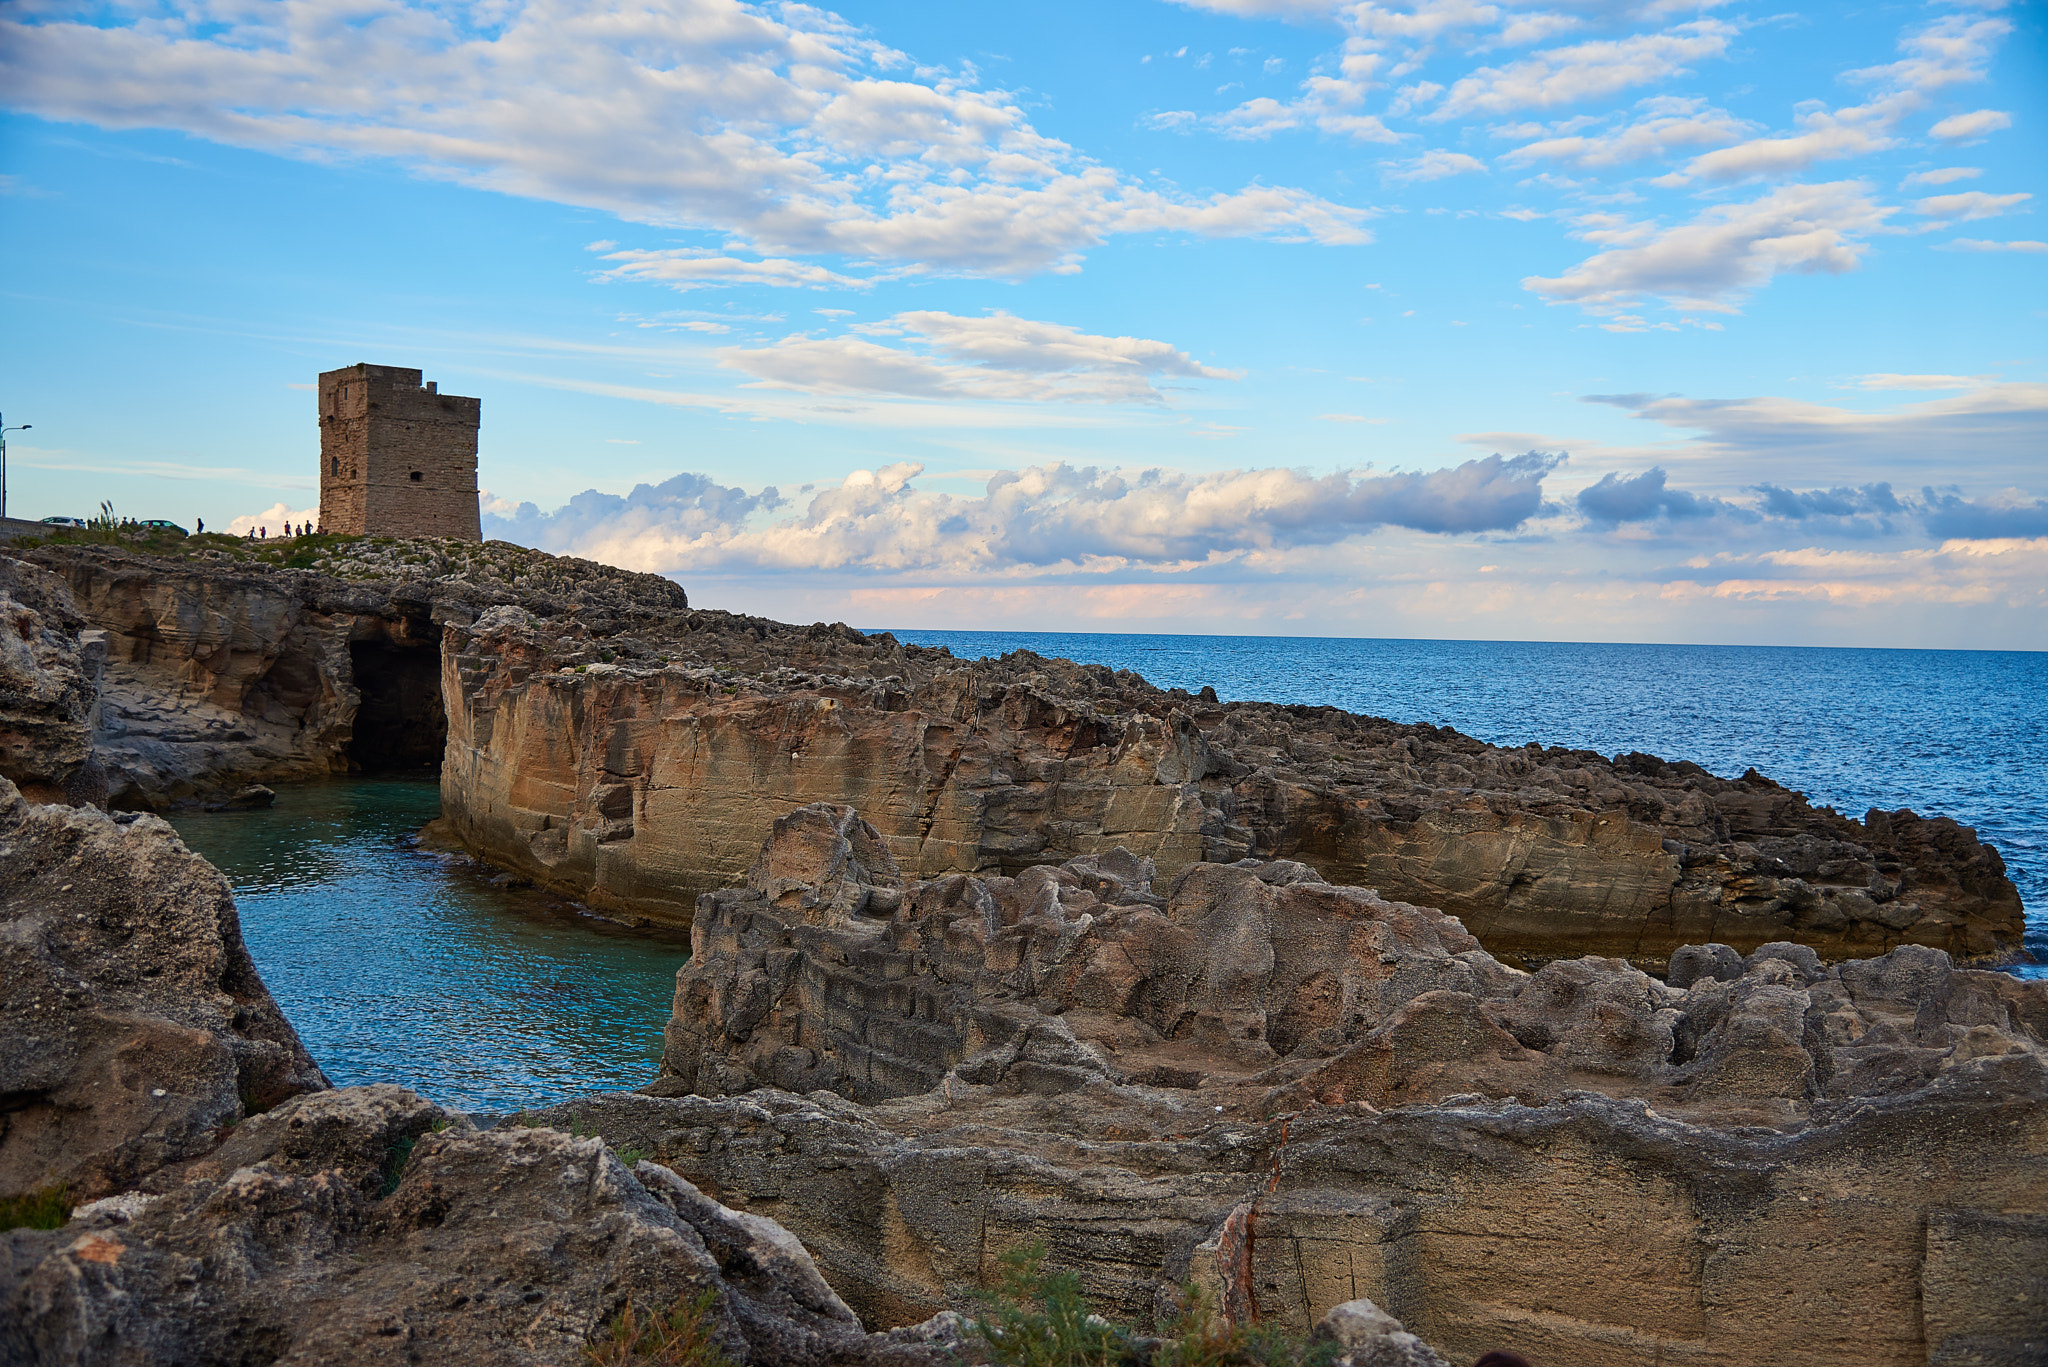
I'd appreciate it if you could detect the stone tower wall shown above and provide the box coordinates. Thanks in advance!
[318,364,482,541]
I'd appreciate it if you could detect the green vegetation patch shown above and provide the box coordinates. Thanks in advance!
[586,1288,735,1366]
[0,1185,72,1232]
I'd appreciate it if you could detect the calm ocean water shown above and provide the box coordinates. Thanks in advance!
[887,631,2047,975]
[170,779,690,1112]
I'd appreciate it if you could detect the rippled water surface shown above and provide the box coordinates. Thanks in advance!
[168,779,690,1112]
[889,631,2047,975]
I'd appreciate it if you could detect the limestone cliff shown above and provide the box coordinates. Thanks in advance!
[525,805,2048,1367]
[4,537,2028,964]
[442,606,2025,964]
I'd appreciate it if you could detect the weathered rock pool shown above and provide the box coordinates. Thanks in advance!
[168,776,688,1112]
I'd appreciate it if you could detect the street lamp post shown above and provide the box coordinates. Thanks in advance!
[0,416,31,522]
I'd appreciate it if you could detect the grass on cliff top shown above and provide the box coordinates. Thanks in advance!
[0,1185,71,1232]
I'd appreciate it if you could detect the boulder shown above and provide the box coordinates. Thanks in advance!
[0,1085,953,1367]
[0,555,106,806]
[0,775,327,1202]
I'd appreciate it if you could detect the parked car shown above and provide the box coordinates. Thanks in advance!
[139,519,187,535]
[39,516,89,528]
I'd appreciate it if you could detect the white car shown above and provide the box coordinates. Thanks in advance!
[39,516,89,529]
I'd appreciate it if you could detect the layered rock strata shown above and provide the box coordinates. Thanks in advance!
[0,775,328,1201]
[10,540,690,807]
[5,540,2026,963]
[444,603,2024,961]
[574,803,2048,1366]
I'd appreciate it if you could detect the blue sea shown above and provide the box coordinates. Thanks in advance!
[887,631,2047,975]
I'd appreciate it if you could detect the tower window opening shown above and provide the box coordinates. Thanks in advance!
[409,471,423,482]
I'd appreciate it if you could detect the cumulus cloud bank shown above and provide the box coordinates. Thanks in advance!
[485,454,1562,577]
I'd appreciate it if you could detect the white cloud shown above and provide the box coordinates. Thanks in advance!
[1524,181,1897,316]
[1939,238,2048,254]
[594,251,876,291]
[1501,96,1750,169]
[0,0,1370,280]
[1671,98,1906,183]
[1902,166,1981,187]
[715,310,1241,405]
[228,502,319,537]
[1206,56,1402,143]
[486,453,1565,578]
[1432,21,1734,120]
[1383,149,1488,182]
[1849,15,2010,94]
[1912,190,2030,222]
[1854,373,1987,391]
[1580,382,2048,485]
[1929,109,2011,141]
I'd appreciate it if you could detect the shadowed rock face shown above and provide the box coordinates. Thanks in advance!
[6,542,2027,963]
[0,556,107,806]
[0,775,329,1202]
[0,1085,964,1367]
[592,804,2048,1366]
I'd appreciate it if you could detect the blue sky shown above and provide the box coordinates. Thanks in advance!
[2,0,2043,646]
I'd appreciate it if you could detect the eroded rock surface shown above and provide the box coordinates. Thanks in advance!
[0,775,328,1202]
[9,539,2027,962]
[580,805,2048,1366]
[0,1085,959,1367]
[13,540,690,807]
[0,555,106,806]
[443,610,2025,963]
[665,804,2044,1125]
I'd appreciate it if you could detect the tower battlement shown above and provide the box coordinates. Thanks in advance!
[317,363,481,540]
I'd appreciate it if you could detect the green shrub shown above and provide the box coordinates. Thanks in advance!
[972,1244,1132,1367]
[970,1245,1340,1367]
[0,1185,71,1232]
[586,1288,735,1366]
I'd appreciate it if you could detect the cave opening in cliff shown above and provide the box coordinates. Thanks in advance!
[347,638,446,772]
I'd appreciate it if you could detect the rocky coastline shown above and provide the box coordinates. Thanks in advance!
[3,534,2044,1366]
[2,537,2027,967]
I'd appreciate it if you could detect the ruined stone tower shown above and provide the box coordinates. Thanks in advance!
[317,364,481,540]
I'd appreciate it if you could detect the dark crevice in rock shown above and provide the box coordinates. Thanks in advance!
[347,637,445,772]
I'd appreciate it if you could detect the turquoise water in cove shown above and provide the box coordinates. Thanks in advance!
[169,635,2045,1111]
[168,779,690,1113]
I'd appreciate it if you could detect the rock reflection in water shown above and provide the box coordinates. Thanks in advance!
[168,776,688,1112]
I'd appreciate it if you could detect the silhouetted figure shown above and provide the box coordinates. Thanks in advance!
[195,517,203,534]
[1474,1353,1534,1367]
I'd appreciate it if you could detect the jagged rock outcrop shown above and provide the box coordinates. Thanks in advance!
[0,556,107,806]
[0,1084,964,1367]
[11,539,691,807]
[666,803,2046,1124]
[7,539,2027,962]
[0,775,328,1202]
[574,804,2048,1365]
